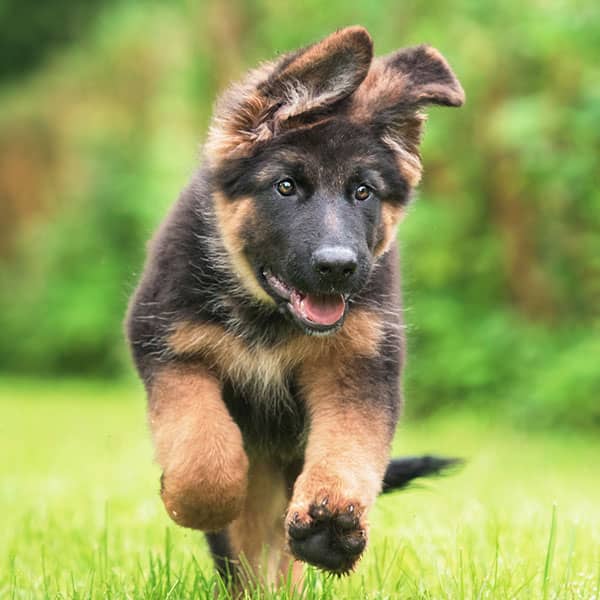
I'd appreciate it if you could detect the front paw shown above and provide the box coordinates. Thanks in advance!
[286,497,367,574]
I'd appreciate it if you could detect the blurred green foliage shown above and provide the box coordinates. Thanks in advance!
[0,0,599,428]
[0,0,111,82]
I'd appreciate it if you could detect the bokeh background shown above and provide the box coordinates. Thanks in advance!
[2,2,600,598]
[1,0,599,428]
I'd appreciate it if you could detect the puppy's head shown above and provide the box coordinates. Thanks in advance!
[207,27,464,335]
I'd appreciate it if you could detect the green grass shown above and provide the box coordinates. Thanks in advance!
[1,378,599,599]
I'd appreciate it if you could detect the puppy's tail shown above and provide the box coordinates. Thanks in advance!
[381,455,463,493]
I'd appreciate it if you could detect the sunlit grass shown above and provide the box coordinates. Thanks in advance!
[1,378,599,599]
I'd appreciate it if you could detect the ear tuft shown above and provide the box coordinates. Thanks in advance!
[264,26,373,124]
[350,44,465,118]
[270,26,373,97]
[205,27,373,166]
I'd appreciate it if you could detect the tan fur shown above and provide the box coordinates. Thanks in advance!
[167,309,383,400]
[227,459,294,588]
[213,192,275,304]
[375,202,405,257]
[381,128,424,186]
[149,366,249,531]
[205,62,279,165]
[287,360,394,543]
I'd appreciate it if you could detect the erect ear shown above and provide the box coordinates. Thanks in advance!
[262,26,373,122]
[350,44,465,186]
[206,26,373,165]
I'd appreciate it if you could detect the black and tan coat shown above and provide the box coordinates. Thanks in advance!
[126,26,464,590]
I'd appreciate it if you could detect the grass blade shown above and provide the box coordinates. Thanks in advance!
[542,504,558,600]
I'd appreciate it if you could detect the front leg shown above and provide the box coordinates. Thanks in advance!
[149,365,249,531]
[287,357,398,574]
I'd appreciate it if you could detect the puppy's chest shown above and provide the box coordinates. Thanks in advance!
[222,375,308,458]
[221,339,300,395]
[168,319,331,393]
[168,319,313,455]
[167,309,383,400]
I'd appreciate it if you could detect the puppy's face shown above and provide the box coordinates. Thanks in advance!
[208,27,464,335]
[215,119,409,335]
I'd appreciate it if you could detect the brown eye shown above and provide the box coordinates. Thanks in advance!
[276,179,296,196]
[354,184,371,201]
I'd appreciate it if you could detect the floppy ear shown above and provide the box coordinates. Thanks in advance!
[351,45,465,186]
[206,26,373,165]
[382,44,465,108]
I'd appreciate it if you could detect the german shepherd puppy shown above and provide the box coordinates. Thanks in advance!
[126,26,464,588]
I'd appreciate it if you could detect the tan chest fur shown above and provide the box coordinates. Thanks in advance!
[167,309,383,399]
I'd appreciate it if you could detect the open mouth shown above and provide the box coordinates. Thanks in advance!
[261,269,347,334]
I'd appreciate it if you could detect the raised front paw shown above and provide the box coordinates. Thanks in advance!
[286,498,367,574]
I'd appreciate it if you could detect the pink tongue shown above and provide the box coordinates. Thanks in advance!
[301,294,346,326]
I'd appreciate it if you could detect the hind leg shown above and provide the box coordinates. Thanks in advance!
[208,459,304,592]
[149,366,249,531]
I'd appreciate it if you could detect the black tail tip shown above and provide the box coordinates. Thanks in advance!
[381,455,464,494]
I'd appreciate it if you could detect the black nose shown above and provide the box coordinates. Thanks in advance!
[311,246,358,282]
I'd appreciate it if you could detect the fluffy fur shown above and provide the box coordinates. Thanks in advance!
[126,26,464,591]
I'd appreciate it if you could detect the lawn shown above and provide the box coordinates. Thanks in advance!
[1,378,599,599]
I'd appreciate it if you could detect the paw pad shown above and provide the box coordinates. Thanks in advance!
[287,501,366,574]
